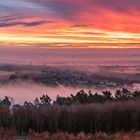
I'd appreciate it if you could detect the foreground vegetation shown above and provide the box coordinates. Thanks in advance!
[0,88,140,136]
[1,130,140,140]
[28,131,140,140]
[0,128,15,140]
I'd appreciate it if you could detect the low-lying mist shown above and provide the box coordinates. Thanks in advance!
[0,79,139,105]
[0,80,91,104]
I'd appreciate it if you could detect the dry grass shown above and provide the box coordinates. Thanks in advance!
[28,131,140,140]
[0,128,15,140]
[0,129,140,140]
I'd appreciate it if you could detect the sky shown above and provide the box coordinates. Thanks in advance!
[0,0,140,48]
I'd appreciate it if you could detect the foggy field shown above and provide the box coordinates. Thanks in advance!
[0,65,140,104]
[0,80,139,104]
[0,80,84,104]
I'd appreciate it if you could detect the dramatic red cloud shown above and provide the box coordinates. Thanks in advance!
[0,0,139,48]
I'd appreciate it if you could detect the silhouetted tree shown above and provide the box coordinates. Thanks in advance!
[133,90,140,99]
[54,95,72,106]
[115,88,133,101]
[103,91,113,101]
[75,90,88,104]
[40,95,51,105]
[34,98,40,107]
[1,96,11,107]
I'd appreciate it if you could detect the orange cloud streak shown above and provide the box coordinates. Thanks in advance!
[0,6,139,48]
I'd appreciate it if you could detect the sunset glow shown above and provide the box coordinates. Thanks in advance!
[0,0,140,48]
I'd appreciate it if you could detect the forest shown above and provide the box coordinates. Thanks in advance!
[0,88,140,137]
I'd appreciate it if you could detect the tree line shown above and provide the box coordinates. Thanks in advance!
[33,88,140,106]
[0,88,140,135]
